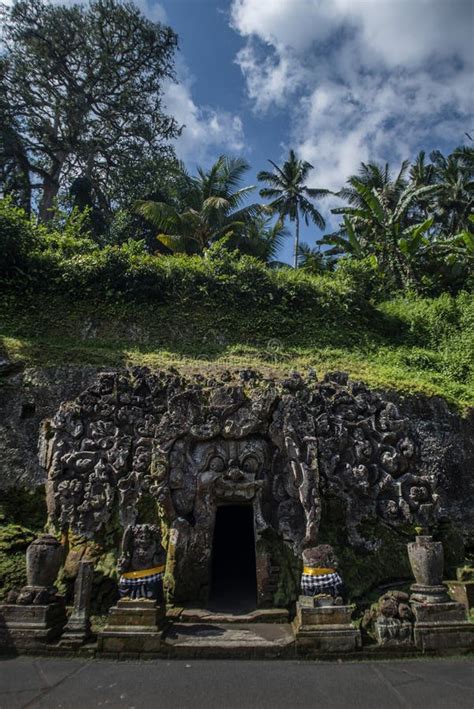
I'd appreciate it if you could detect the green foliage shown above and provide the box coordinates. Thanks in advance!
[136,155,262,255]
[0,488,47,601]
[0,197,38,280]
[0,209,369,323]
[1,0,179,220]
[258,149,330,268]
[379,292,474,386]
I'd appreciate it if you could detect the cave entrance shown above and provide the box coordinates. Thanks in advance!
[209,505,257,613]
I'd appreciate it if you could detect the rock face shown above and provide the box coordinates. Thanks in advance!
[0,366,102,489]
[1,365,473,607]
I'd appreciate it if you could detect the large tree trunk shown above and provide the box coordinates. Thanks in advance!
[294,210,300,269]
[38,173,60,222]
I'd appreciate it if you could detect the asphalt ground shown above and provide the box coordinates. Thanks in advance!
[0,656,473,709]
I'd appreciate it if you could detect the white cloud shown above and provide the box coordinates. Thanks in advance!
[163,80,245,163]
[231,0,474,190]
[1,0,246,167]
[133,0,167,24]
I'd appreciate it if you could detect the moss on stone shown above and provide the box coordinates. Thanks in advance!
[136,493,160,525]
[0,487,46,600]
[257,530,300,608]
[317,498,413,604]
[0,552,27,601]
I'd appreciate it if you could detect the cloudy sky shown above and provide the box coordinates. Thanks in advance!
[5,0,474,259]
[157,0,473,259]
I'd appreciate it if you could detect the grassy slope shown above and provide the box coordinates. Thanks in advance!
[1,292,472,410]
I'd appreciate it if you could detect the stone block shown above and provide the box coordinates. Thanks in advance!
[374,617,413,646]
[414,624,474,652]
[97,599,165,655]
[411,601,467,624]
[98,630,163,655]
[295,602,354,627]
[411,601,474,652]
[296,628,361,653]
[0,602,67,649]
[293,602,361,653]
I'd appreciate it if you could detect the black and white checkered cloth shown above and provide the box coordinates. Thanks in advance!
[119,570,164,600]
[301,571,343,597]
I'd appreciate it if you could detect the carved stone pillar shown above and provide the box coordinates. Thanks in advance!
[0,535,66,650]
[59,561,94,647]
[408,538,474,651]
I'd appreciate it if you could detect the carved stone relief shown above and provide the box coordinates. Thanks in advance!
[41,368,440,603]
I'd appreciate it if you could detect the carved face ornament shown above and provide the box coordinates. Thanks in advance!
[195,438,267,502]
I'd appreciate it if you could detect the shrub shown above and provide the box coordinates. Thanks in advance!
[0,198,39,282]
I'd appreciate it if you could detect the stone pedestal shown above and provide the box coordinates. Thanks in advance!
[410,584,450,604]
[59,561,94,648]
[0,602,67,650]
[411,601,474,652]
[293,598,361,653]
[98,599,165,655]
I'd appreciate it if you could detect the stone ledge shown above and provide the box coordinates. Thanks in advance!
[0,603,67,649]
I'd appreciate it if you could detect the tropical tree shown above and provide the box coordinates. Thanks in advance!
[135,156,261,254]
[428,149,474,236]
[257,149,330,268]
[338,160,410,210]
[229,214,290,265]
[0,0,179,220]
[328,176,437,289]
[297,242,335,274]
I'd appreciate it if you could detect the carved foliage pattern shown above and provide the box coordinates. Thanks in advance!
[42,368,438,551]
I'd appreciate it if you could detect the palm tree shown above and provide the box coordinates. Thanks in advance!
[135,156,261,254]
[429,149,474,236]
[257,149,330,268]
[297,242,335,274]
[329,177,436,289]
[229,214,290,265]
[337,160,409,210]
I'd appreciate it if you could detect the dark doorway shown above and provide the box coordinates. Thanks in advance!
[210,505,257,613]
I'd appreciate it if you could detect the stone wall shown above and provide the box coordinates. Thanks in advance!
[0,362,473,608]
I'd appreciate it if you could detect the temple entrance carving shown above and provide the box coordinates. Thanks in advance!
[210,505,257,612]
[39,367,440,613]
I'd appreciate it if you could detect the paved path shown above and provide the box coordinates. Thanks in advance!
[0,656,473,709]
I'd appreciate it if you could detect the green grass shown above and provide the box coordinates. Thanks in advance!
[1,292,472,410]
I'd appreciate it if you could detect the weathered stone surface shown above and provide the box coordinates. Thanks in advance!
[163,622,294,657]
[0,601,66,649]
[0,366,102,490]
[97,598,165,654]
[37,368,453,605]
[446,580,474,611]
[411,600,474,652]
[59,560,94,647]
[362,590,414,646]
[2,366,473,611]
[293,602,361,652]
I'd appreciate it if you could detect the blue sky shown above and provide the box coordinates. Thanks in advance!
[153,0,473,263]
[9,0,470,262]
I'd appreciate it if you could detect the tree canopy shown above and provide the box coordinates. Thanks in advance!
[0,0,180,221]
[258,149,330,268]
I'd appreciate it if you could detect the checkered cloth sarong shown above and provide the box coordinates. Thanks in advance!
[119,569,164,600]
[301,571,343,597]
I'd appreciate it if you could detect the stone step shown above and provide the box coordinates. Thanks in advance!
[172,607,290,624]
[162,622,295,658]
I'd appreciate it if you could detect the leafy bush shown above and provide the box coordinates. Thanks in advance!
[0,198,39,282]
[0,225,372,328]
[379,292,474,384]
